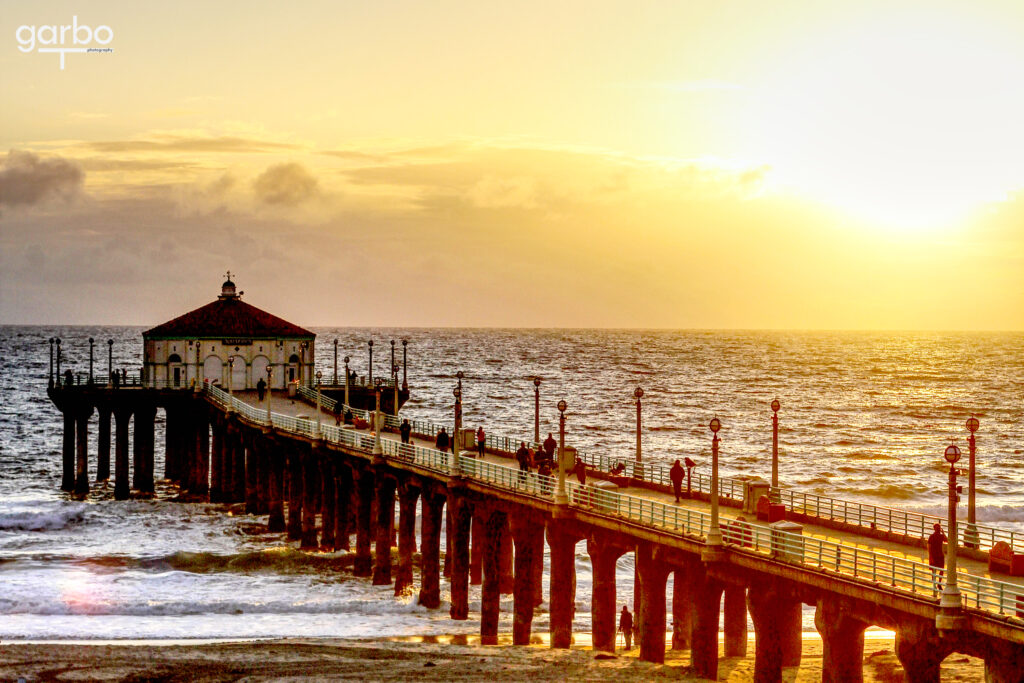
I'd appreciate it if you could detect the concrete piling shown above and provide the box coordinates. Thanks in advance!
[547,526,579,649]
[394,481,419,596]
[353,469,374,577]
[418,488,445,609]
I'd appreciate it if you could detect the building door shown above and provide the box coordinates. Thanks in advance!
[288,354,300,384]
[203,355,223,385]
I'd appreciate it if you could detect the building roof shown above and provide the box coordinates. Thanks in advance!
[143,297,314,339]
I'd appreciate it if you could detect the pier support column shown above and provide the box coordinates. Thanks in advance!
[395,480,420,596]
[636,542,672,663]
[499,517,514,595]
[232,429,247,503]
[74,405,93,495]
[372,474,396,585]
[481,508,507,645]
[895,619,948,683]
[113,407,131,500]
[470,512,483,586]
[815,597,869,683]
[747,577,802,683]
[133,404,156,494]
[255,435,270,514]
[724,584,748,658]
[245,433,259,514]
[286,446,303,541]
[193,408,209,496]
[671,565,693,650]
[333,462,352,551]
[320,455,336,550]
[353,468,374,577]
[96,405,111,482]
[983,640,1024,683]
[548,525,579,649]
[690,561,725,680]
[164,406,181,483]
[61,409,75,491]
[208,419,224,502]
[418,487,445,609]
[532,518,544,608]
[511,512,543,645]
[179,409,196,491]
[443,504,452,579]
[300,448,319,548]
[588,535,628,653]
[267,438,286,532]
[449,491,472,620]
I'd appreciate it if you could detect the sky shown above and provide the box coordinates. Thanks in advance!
[1,0,1022,329]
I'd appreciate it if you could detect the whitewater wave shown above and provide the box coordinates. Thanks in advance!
[0,505,87,532]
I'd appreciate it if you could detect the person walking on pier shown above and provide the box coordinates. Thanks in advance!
[400,419,412,444]
[670,459,685,503]
[928,523,947,594]
[476,427,486,458]
[256,377,267,402]
[619,605,633,651]
[436,427,450,453]
[516,441,530,485]
[543,432,557,463]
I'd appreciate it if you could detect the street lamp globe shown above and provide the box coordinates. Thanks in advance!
[634,386,644,400]
[944,443,962,464]
[457,370,465,380]
[557,399,567,412]
[709,417,721,433]
[316,370,322,383]
[966,417,979,433]
[534,377,541,388]
[771,399,781,413]
[453,387,461,400]
[344,356,350,364]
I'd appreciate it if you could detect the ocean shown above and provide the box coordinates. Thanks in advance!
[1,326,1022,640]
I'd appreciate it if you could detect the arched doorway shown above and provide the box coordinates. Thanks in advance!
[203,355,223,385]
[230,355,247,390]
[167,353,183,387]
[288,354,300,384]
[251,355,270,389]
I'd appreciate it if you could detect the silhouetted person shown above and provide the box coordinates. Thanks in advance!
[515,441,530,484]
[344,408,354,425]
[111,370,119,388]
[610,461,626,476]
[436,427,449,453]
[476,427,486,458]
[64,369,73,386]
[928,522,947,593]
[570,456,586,485]
[400,419,412,444]
[543,433,557,461]
[256,378,266,401]
[670,459,685,503]
[619,605,633,651]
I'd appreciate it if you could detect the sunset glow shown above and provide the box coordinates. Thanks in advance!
[1,0,1022,329]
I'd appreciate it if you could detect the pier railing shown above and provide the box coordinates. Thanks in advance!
[203,381,1024,625]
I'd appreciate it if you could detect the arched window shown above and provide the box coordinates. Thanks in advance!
[167,353,182,363]
[288,353,300,383]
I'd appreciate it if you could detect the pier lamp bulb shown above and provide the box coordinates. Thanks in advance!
[393,364,399,374]
[457,371,464,380]
[944,443,962,464]
[228,357,234,367]
[368,340,373,347]
[709,417,722,434]
[771,399,780,413]
[402,339,408,347]
[557,400,567,413]
[56,338,61,345]
[966,417,979,433]
[344,356,350,364]
[453,387,461,399]
[534,377,541,387]
[334,339,338,346]
[89,337,94,344]
[634,386,644,400]
[316,370,322,382]
[391,339,395,347]
[266,364,273,376]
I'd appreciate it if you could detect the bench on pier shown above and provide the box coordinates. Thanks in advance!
[988,541,1024,576]
[755,495,786,523]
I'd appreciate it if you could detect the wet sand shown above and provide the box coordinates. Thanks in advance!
[0,634,985,681]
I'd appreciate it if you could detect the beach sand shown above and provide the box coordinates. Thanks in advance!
[0,634,986,681]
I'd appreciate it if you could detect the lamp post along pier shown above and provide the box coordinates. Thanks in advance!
[333,339,338,385]
[703,417,726,561]
[368,340,374,385]
[88,337,95,384]
[533,377,541,444]
[401,339,408,390]
[451,386,463,476]
[555,400,569,506]
[266,364,273,424]
[770,398,781,503]
[937,442,964,630]
[315,371,323,439]
[965,417,980,549]
[344,356,351,407]
[634,387,644,480]
[372,387,383,457]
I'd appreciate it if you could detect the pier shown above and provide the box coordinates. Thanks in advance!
[44,362,1024,682]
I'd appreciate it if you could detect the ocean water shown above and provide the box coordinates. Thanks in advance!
[1,326,1022,640]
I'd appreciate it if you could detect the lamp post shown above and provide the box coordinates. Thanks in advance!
[533,377,541,444]
[937,443,964,630]
[390,340,395,382]
[771,398,781,502]
[704,417,725,555]
[372,386,383,456]
[48,338,55,387]
[368,340,374,385]
[88,337,95,384]
[555,400,569,506]
[634,387,644,480]
[344,356,351,407]
[56,338,62,384]
[300,341,309,385]
[266,364,273,424]
[107,339,113,385]
[452,386,463,476]
[333,339,338,385]
[195,339,201,387]
[393,363,400,414]
[401,339,408,390]
[965,417,980,548]
[227,357,234,399]
[456,370,464,394]
[315,370,323,438]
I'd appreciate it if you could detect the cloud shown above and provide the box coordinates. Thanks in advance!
[80,135,299,154]
[0,150,84,207]
[252,162,319,205]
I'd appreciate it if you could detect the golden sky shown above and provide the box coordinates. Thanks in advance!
[1,0,1022,328]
